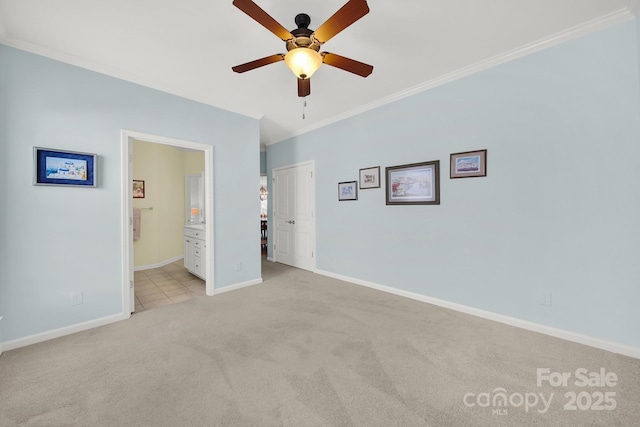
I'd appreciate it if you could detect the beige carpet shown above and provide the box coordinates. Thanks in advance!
[1,260,639,426]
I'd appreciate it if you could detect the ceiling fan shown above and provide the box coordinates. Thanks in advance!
[231,0,373,97]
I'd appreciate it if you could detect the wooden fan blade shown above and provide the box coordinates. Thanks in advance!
[322,53,373,77]
[232,0,293,41]
[298,78,311,97]
[313,0,369,44]
[232,54,285,73]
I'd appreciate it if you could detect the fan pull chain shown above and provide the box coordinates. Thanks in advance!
[302,98,307,120]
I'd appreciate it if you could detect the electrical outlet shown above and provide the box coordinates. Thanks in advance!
[541,292,552,307]
[235,262,242,272]
[71,291,83,306]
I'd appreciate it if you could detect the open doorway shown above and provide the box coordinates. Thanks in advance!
[260,174,268,257]
[121,130,214,317]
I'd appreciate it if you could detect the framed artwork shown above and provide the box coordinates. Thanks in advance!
[386,160,440,205]
[33,147,97,187]
[133,180,145,198]
[450,149,487,179]
[338,181,358,201]
[359,166,381,189]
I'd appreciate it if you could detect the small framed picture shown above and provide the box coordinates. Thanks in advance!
[133,180,145,198]
[338,181,358,201]
[450,149,487,179]
[386,161,440,205]
[359,166,381,189]
[33,147,97,187]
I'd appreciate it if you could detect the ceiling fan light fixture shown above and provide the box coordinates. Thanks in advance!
[232,0,373,97]
[284,48,322,79]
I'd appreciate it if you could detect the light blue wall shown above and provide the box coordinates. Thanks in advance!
[260,151,267,175]
[0,45,261,343]
[637,17,640,91]
[268,19,640,349]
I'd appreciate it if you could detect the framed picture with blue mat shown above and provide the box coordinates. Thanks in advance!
[33,147,97,187]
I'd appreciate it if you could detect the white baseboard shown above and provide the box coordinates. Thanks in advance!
[214,278,262,295]
[314,269,640,360]
[266,257,275,262]
[134,255,183,271]
[0,278,261,352]
[0,313,123,353]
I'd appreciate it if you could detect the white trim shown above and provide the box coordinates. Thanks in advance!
[121,134,133,317]
[1,5,634,148]
[121,130,215,315]
[272,160,316,172]
[134,255,184,272]
[315,269,640,360]
[203,145,215,297]
[123,130,212,151]
[0,313,123,352]
[0,278,259,351]
[266,257,275,262]
[265,7,635,146]
[213,278,262,295]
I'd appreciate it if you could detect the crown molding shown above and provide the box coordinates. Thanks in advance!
[266,7,635,146]
[0,36,263,121]
[2,3,636,148]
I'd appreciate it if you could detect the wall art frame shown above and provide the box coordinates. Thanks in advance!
[450,149,487,179]
[33,147,97,187]
[338,181,358,201]
[359,166,381,189]
[386,160,440,205]
[133,180,145,198]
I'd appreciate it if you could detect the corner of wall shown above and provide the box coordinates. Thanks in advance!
[636,6,640,98]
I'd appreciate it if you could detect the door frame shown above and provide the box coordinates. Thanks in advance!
[271,160,316,271]
[120,129,215,318]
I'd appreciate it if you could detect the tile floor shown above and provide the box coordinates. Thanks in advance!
[133,259,205,312]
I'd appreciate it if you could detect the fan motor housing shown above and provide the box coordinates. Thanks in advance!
[287,14,320,52]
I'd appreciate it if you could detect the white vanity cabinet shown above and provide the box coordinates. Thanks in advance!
[184,226,206,279]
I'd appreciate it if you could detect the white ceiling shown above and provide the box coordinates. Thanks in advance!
[1,1,638,146]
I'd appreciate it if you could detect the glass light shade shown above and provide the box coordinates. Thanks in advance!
[284,48,322,79]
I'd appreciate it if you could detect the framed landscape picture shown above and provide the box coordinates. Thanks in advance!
[338,181,358,201]
[386,160,440,205]
[359,166,380,189]
[450,149,487,179]
[33,147,97,187]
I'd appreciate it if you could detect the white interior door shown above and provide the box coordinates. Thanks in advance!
[274,162,316,271]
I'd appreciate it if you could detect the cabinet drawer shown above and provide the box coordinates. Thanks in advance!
[184,227,205,239]
[193,256,202,275]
